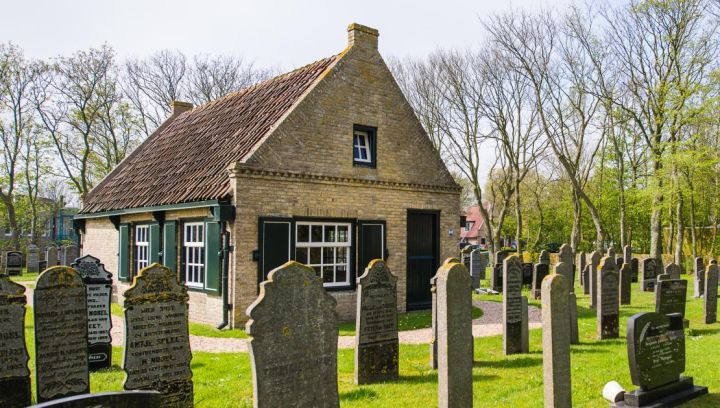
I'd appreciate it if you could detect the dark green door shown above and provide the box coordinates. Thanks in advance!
[406,211,439,310]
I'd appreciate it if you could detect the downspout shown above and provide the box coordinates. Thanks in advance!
[217,224,232,330]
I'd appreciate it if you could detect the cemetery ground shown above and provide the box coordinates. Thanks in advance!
[16,276,720,407]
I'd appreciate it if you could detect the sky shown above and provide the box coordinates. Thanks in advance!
[1,0,589,190]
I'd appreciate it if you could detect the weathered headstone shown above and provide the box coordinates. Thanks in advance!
[4,251,22,276]
[540,250,550,265]
[541,274,572,408]
[60,245,79,266]
[557,245,575,291]
[436,261,473,408]
[581,265,591,295]
[46,245,58,267]
[355,259,398,385]
[0,274,31,408]
[630,258,639,283]
[556,245,579,344]
[589,251,601,308]
[504,255,528,354]
[694,257,705,298]
[246,261,338,408]
[597,256,619,340]
[577,251,586,286]
[27,391,162,408]
[522,262,534,286]
[71,255,113,370]
[491,263,503,293]
[655,277,687,318]
[618,312,707,407]
[568,293,579,345]
[616,257,624,270]
[431,257,461,370]
[34,266,89,403]
[623,245,632,265]
[531,262,550,300]
[124,264,193,407]
[619,262,632,305]
[664,263,682,280]
[640,258,659,292]
[27,244,40,273]
[704,264,718,324]
[470,249,488,289]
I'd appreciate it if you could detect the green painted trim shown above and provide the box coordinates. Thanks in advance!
[74,200,220,219]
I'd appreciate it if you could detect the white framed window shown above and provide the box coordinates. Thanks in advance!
[464,220,475,232]
[353,130,372,163]
[295,222,351,287]
[183,222,205,288]
[135,225,150,272]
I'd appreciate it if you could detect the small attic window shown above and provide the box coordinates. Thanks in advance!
[353,125,376,168]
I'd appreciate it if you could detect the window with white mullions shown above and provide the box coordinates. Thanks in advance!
[135,225,150,272]
[184,222,205,287]
[353,131,372,163]
[295,222,351,287]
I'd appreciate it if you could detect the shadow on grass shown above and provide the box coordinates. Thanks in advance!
[688,327,720,336]
[341,388,378,401]
[683,391,720,407]
[474,356,541,369]
[191,362,206,370]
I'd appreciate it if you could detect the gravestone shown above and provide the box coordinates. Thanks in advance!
[461,247,472,271]
[430,257,461,370]
[541,274,572,408]
[60,245,79,266]
[491,263,503,292]
[504,255,528,354]
[577,251,586,286]
[616,257,624,269]
[27,244,40,273]
[617,312,707,407]
[531,262,550,300]
[655,278,687,318]
[436,261,473,408]
[665,263,682,280]
[4,251,22,276]
[704,264,718,324]
[494,250,509,266]
[641,258,659,292]
[619,262,632,305]
[568,293,579,345]
[589,251,601,308]
[355,259,398,385]
[46,245,58,267]
[540,250,550,265]
[556,245,579,344]
[694,257,705,298]
[606,247,616,259]
[582,265,591,295]
[0,274,31,408]
[27,391,162,408]
[557,245,575,291]
[631,258,639,283]
[34,266,89,403]
[469,250,488,289]
[246,261,338,408]
[124,264,193,407]
[623,245,632,266]
[522,263,534,286]
[71,255,113,370]
[597,256,619,339]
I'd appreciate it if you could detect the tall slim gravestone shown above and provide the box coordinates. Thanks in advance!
[623,245,632,267]
[71,255,113,370]
[46,245,58,267]
[355,259,399,385]
[694,257,705,298]
[522,263,534,286]
[655,276,687,319]
[597,257,619,340]
[469,249,488,290]
[491,250,508,292]
[532,251,551,300]
[461,247,472,271]
[246,262,338,408]
[630,258,639,283]
[430,257,459,370]
[557,245,579,344]
[541,274,572,408]
[26,244,40,273]
[617,312,707,407]
[577,251,586,286]
[61,245,79,266]
[124,264,193,407]
[436,261,473,408]
[664,263,682,280]
[582,265,591,295]
[619,262,632,305]
[4,251,22,276]
[0,274,31,408]
[589,251,601,308]
[504,255,528,354]
[704,264,718,324]
[34,266,89,403]
[640,258,659,292]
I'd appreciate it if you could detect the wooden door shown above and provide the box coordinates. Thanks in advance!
[406,211,439,310]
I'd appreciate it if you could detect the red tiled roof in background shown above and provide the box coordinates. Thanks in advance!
[80,55,339,214]
[461,205,486,239]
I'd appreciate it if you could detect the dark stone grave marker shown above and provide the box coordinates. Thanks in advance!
[620,262,632,305]
[0,274,31,408]
[655,278,687,318]
[46,246,58,267]
[124,264,193,407]
[71,254,113,370]
[631,258,639,283]
[704,264,718,324]
[597,256,619,339]
[469,249,488,289]
[34,266,89,403]
[4,251,22,276]
[521,263,534,287]
[27,244,40,273]
[577,251,586,286]
[694,257,705,298]
[491,263,503,292]
[531,262,550,300]
[641,258,659,292]
[504,255,528,354]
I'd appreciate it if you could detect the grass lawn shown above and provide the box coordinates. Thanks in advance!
[9,269,38,284]
[21,278,720,407]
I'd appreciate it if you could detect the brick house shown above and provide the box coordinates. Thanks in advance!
[75,23,460,328]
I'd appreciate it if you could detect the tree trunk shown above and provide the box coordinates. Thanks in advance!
[514,177,522,258]
[649,157,664,259]
[689,189,697,259]
[571,190,582,253]
[674,192,684,267]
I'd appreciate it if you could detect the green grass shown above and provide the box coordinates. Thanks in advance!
[20,278,720,407]
[9,269,38,283]
[338,306,483,337]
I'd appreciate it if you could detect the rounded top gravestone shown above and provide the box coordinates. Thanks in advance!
[627,312,685,389]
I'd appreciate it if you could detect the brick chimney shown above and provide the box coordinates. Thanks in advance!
[347,23,379,51]
[170,100,193,116]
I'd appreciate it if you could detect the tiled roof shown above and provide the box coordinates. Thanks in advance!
[80,55,339,214]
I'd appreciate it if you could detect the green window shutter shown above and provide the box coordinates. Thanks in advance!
[205,221,221,294]
[118,224,129,281]
[149,223,161,264]
[163,221,177,273]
